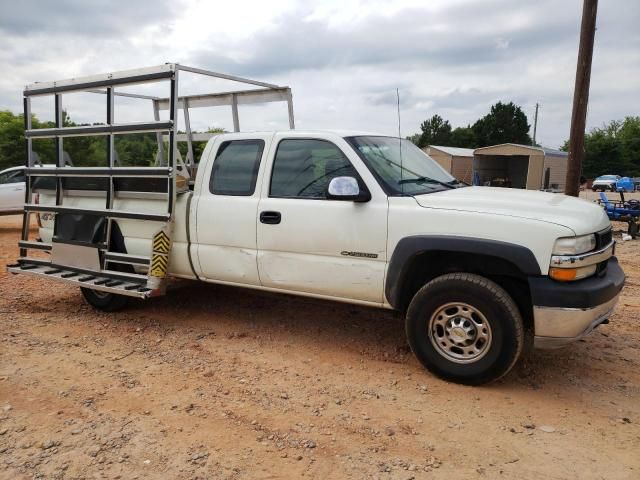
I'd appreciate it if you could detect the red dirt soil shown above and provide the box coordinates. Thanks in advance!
[0,212,638,479]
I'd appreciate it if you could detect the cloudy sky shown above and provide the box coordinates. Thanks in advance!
[0,0,638,148]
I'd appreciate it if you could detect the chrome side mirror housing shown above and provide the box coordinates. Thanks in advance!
[327,176,371,202]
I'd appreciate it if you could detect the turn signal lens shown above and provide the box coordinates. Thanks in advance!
[549,268,577,281]
[549,264,597,281]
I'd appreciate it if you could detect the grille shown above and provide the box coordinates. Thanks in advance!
[594,227,613,277]
[595,227,613,249]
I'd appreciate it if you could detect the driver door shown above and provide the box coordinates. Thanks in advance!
[256,134,388,303]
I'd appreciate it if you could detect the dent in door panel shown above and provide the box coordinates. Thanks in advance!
[197,244,260,285]
[257,251,384,303]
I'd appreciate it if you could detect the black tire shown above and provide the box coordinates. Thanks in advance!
[81,287,129,312]
[405,273,524,385]
[609,185,615,191]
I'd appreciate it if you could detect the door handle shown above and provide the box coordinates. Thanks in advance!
[260,211,281,224]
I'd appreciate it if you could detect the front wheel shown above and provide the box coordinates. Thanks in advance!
[405,273,524,385]
[81,287,129,312]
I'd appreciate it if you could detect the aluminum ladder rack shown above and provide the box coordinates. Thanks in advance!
[8,63,295,299]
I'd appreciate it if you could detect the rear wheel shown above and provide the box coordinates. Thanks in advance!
[405,273,524,385]
[81,288,129,312]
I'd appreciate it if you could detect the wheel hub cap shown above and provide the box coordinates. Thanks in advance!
[428,302,493,364]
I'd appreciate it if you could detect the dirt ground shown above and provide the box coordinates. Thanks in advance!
[1,192,639,479]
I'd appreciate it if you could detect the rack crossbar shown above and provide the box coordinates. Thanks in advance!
[26,167,172,178]
[25,121,173,139]
[18,240,52,251]
[24,67,175,97]
[104,252,151,266]
[154,87,291,111]
[24,204,170,222]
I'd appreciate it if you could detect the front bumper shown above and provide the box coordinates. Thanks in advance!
[529,257,625,349]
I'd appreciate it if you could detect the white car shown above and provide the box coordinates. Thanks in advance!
[0,166,26,214]
[592,175,620,191]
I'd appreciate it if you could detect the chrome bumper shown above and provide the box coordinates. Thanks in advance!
[533,295,619,349]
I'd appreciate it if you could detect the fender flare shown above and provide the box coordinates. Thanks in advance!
[385,235,542,309]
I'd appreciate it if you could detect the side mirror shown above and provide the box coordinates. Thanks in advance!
[326,176,371,202]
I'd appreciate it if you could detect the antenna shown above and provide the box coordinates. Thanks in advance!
[397,88,404,192]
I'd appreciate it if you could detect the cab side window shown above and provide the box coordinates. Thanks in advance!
[270,139,359,199]
[209,140,265,196]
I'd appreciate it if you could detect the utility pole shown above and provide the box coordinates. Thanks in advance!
[532,103,539,146]
[565,0,598,197]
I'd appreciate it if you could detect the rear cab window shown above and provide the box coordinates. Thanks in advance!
[209,140,265,196]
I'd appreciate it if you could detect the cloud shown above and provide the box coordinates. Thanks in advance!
[190,2,575,78]
[0,0,181,36]
[0,0,637,148]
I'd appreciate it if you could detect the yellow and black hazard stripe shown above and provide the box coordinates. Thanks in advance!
[150,252,169,278]
[152,230,171,254]
[150,229,171,278]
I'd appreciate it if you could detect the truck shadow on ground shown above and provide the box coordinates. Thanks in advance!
[118,280,630,392]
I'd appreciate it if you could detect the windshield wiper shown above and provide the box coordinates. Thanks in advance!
[446,179,468,187]
[398,176,456,189]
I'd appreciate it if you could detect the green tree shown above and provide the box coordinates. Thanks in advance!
[0,109,229,171]
[0,110,61,169]
[472,102,531,147]
[562,117,640,178]
[0,110,25,170]
[618,116,640,176]
[417,114,452,148]
[449,126,476,148]
[405,133,421,146]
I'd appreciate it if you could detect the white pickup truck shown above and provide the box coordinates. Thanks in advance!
[9,65,625,385]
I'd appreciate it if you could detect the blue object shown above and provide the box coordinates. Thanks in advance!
[616,177,634,192]
[598,191,640,220]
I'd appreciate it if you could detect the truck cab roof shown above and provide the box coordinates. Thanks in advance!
[211,129,387,140]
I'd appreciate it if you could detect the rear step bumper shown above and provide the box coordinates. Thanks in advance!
[7,262,155,299]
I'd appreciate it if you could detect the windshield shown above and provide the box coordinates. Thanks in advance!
[597,175,618,180]
[345,136,462,195]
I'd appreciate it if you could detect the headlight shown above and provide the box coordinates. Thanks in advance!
[552,234,596,255]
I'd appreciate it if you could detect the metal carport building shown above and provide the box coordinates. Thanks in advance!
[424,145,475,184]
[473,143,568,192]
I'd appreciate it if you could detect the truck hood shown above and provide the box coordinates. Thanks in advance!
[414,187,610,235]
